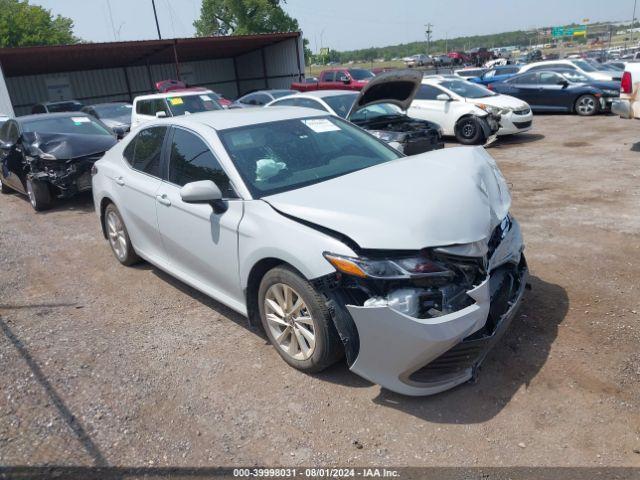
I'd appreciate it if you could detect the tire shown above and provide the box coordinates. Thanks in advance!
[575,94,598,116]
[104,203,140,266]
[455,116,485,145]
[258,266,343,373]
[25,178,52,211]
[1,179,11,194]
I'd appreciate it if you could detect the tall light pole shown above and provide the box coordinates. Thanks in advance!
[151,0,162,39]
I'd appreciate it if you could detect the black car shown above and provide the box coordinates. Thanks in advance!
[0,113,117,210]
[489,69,620,116]
[81,102,132,138]
[31,100,84,114]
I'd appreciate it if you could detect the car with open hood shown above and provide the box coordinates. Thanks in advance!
[266,70,444,155]
[92,107,527,396]
[1,112,117,210]
[409,75,531,144]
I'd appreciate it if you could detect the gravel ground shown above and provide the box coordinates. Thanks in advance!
[0,114,639,469]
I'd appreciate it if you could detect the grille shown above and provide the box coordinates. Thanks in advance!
[513,107,531,115]
[513,120,532,129]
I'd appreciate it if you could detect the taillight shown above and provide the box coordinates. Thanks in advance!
[621,71,632,94]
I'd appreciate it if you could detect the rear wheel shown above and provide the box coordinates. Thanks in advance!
[575,94,598,116]
[455,116,485,145]
[258,266,342,373]
[104,203,140,266]
[26,178,52,211]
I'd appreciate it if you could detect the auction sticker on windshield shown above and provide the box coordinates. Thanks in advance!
[71,117,91,124]
[200,95,212,101]
[302,118,341,133]
[168,97,184,105]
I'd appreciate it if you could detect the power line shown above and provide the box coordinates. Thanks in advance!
[151,0,162,39]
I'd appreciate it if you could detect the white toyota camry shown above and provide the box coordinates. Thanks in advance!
[92,107,527,396]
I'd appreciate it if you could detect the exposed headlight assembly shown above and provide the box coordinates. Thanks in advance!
[602,89,619,96]
[476,104,501,116]
[369,130,404,143]
[323,252,454,280]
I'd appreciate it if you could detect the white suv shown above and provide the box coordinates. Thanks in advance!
[131,90,223,129]
[613,64,640,119]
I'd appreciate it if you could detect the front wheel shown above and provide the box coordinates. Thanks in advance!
[455,116,485,145]
[1,179,11,194]
[26,178,52,211]
[258,266,343,373]
[575,94,598,116]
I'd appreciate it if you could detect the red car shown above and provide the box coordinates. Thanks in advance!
[155,79,232,108]
[291,68,374,92]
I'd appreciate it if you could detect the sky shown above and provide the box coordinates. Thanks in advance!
[32,0,637,52]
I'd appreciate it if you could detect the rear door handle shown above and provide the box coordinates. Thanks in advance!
[156,194,171,206]
[115,176,125,186]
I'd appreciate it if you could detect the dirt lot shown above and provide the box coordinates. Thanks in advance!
[1,114,639,469]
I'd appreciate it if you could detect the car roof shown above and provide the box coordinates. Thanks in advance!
[423,74,459,82]
[87,102,131,108]
[291,90,358,99]
[16,112,91,123]
[156,106,327,131]
[39,100,83,106]
[134,90,213,101]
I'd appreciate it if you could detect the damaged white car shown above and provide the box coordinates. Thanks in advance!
[92,107,527,396]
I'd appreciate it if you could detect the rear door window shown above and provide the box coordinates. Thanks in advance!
[415,85,443,100]
[124,126,167,178]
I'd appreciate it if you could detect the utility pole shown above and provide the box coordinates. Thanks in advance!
[424,23,433,55]
[632,0,638,46]
[151,0,162,39]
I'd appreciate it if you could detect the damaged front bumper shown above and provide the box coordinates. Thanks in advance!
[29,153,103,197]
[337,217,527,396]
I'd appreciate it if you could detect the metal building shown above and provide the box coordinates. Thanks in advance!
[0,32,305,116]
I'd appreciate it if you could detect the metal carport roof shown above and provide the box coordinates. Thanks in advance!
[0,32,301,77]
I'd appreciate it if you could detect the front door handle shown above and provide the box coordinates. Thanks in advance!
[156,194,171,206]
[115,176,125,186]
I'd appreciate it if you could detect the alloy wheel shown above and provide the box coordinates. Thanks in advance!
[106,210,127,261]
[577,96,596,115]
[264,283,316,361]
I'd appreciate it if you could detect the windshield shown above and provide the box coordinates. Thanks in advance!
[348,69,375,80]
[22,116,114,136]
[350,103,402,122]
[218,116,401,197]
[47,102,83,113]
[93,103,132,121]
[559,71,590,83]
[439,79,495,98]
[166,94,222,115]
[323,94,358,118]
[572,60,597,72]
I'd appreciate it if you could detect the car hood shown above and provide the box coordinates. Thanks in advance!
[347,69,423,118]
[263,146,511,250]
[25,132,117,160]
[467,94,529,110]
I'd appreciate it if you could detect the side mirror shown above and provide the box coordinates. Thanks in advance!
[559,80,569,88]
[436,93,452,101]
[180,180,227,213]
[155,111,167,118]
[112,126,127,139]
[339,75,351,84]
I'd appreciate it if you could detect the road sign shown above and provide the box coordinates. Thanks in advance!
[551,25,587,37]
[319,47,330,56]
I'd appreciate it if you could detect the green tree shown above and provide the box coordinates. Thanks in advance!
[0,0,78,48]
[194,0,299,36]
